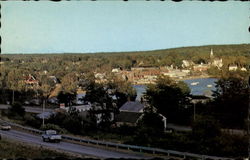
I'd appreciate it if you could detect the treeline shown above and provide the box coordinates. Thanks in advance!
[1,44,250,77]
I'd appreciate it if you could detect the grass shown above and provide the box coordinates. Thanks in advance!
[0,137,82,159]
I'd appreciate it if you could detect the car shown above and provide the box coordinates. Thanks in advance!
[0,123,11,131]
[42,130,62,143]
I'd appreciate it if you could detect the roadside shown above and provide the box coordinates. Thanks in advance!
[0,135,84,159]
[0,103,246,136]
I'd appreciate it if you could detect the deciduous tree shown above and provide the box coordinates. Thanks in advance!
[145,75,191,124]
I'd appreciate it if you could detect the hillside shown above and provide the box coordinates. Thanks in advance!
[1,44,249,75]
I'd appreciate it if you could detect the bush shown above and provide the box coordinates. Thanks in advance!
[8,102,25,118]
[24,114,41,128]
[40,123,67,134]
[116,124,136,135]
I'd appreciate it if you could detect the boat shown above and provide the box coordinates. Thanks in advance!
[191,82,199,86]
[207,84,212,88]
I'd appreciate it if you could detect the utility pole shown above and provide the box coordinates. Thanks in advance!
[42,98,45,127]
[247,76,250,160]
[194,102,196,121]
[248,76,250,160]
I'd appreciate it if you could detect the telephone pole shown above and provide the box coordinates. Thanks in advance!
[248,76,250,159]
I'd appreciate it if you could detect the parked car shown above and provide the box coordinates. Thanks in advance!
[42,130,62,143]
[0,123,11,131]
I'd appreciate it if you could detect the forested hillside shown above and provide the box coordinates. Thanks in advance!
[1,44,249,78]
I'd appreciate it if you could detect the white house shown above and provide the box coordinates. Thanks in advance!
[111,68,121,73]
[212,58,223,68]
[241,67,247,71]
[229,65,238,71]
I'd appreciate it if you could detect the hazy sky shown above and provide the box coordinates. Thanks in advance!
[1,1,249,54]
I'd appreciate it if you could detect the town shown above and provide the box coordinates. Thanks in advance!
[1,1,249,159]
[0,44,250,159]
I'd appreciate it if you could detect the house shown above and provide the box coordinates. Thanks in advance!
[115,101,145,126]
[228,65,238,71]
[75,92,86,105]
[94,73,107,83]
[116,101,167,130]
[111,68,121,73]
[47,97,58,104]
[211,58,223,68]
[193,64,210,72]
[241,67,247,71]
[182,60,194,68]
[25,74,39,87]
[190,95,211,104]
[115,112,143,126]
[64,104,91,112]
[163,69,190,79]
[119,101,145,113]
[61,103,115,125]
[49,76,60,84]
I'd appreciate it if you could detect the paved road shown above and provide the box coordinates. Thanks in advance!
[0,104,246,135]
[0,104,53,113]
[0,129,151,159]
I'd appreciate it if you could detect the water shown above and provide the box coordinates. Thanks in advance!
[133,78,218,100]
[183,78,217,96]
[133,85,147,101]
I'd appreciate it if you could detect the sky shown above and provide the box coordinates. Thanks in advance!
[1,1,249,54]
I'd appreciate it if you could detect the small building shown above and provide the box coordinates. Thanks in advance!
[228,65,238,71]
[193,64,210,72]
[119,101,145,113]
[111,68,121,73]
[24,74,39,88]
[182,60,194,68]
[63,104,91,113]
[49,76,60,84]
[115,112,143,126]
[212,58,223,68]
[190,95,211,104]
[115,101,145,126]
[94,73,107,83]
[241,67,247,71]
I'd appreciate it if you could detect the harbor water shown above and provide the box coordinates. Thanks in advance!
[133,78,218,100]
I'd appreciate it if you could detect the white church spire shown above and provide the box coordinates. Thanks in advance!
[210,48,214,58]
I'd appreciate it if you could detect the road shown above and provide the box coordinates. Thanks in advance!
[0,129,151,159]
[0,104,246,135]
[0,104,53,113]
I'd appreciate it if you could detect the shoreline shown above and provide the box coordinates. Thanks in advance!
[175,75,217,81]
[132,75,218,85]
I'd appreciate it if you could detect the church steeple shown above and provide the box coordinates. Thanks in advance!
[210,49,214,59]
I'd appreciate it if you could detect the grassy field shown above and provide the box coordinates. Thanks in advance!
[0,137,83,159]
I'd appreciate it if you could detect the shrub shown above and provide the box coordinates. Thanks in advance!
[24,114,41,128]
[8,101,25,118]
[40,123,67,134]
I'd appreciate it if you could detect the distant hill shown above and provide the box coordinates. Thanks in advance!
[1,44,249,74]
[101,43,250,57]
[2,43,250,56]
